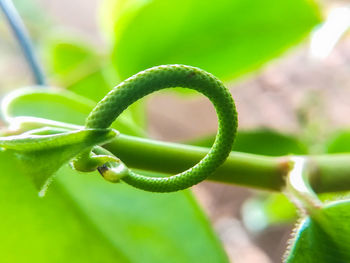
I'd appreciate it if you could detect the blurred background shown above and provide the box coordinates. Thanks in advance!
[0,0,350,262]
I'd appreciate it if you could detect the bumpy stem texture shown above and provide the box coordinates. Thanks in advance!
[86,64,237,192]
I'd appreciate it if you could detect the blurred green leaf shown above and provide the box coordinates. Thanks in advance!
[264,194,297,223]
[46,39,113,102]
[0,150,130,263]
[0,87,228,263]
[45,36,119,102]
[44,38,147,131]
[58,167,229,263]
[48,40,97,76]
[188,129,308,156]
[102,0,320,81]
[3,87,146,136]
[326,130,350,153]
[4,87,94,125]
[285,200,350,263]
[232,130,308,156]
[242,193,297,232]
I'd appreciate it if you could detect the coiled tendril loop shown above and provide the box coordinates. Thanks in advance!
[73,64,238,193]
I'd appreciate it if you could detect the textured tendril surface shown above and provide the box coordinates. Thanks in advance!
[85,64,238,192]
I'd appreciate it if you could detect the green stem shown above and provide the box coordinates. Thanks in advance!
[105,134,350,193]
[105,134,286,191]
[5,118,350,193]
[309,155,350,193]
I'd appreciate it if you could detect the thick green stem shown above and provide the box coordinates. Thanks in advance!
[309,155,350,193]
[105,134,287,191]
[105,134,350,193]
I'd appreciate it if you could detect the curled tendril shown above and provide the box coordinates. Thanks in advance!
[72,64,238,193]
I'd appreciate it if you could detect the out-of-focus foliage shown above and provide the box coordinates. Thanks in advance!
[326,130,350,153]
[45,39,147,132]
[232,130,308,156]
[0,150,129,263]
[5,87,145,136]
[100,0,320,81]
[188,129,308,156]
[45,39,114,102]
[285,200,350,263]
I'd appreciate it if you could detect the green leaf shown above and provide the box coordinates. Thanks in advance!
[2,87,146,136]
[45,38,114,102]
[285,200,350,263]
[0,87,228,262]
[3,87,94,126]
[233,130,308,156]
[326,130,350,153]
[0,150,130,263]
[102,0,321,80]
[57,167,229,263]
[188,129,308,156]
[49,40,97,75]
[0,128,116,191]
[44,38,147,131]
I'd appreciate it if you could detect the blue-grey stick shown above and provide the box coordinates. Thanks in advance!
[0,0,46,85]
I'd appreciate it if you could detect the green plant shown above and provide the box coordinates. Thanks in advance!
[0,0,349,262]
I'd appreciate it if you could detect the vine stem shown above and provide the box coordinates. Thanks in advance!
[4,117,350,193]
[104,134,350,193]
[0,0,46,85]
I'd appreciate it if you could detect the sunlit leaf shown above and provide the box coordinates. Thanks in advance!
[0,150,129,263]
[102,0,321,81]
[285,200,350,263]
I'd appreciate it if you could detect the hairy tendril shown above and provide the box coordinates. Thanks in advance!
[72,64,238,193]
